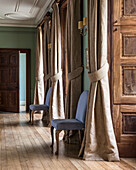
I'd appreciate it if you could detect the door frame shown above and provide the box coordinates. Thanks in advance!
[0,48,31,112]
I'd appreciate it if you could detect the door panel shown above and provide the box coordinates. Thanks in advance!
[0,55,8,66]
[0,51,19,112]
[113,0,136,157]
[0,68,9,84]
[124,0,136,15]
[113,0,136,26]
[9,68,18,84]
[113,26,136,103]
[113,105,136,157]
[10,53,18,65]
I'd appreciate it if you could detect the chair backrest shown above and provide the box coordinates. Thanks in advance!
[45,87,51,107]
[76,90,89,124]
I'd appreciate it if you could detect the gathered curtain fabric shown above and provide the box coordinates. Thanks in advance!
[65,0,83,143]
[43,16,51,100]
[49,3,64,120]
[42,17,52,124]
[34,27,44,105]
[79,0,120,161]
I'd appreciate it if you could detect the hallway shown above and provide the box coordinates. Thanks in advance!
[0,113,135,170]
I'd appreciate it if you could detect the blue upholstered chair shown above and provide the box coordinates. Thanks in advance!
[50,90,89,154]
[29,87,51,124]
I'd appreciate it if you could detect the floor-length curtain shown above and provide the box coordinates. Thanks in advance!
[42,17,51,124]
[65,0,83,143]
[43,17,51,99]
[79,0,120,161]
[49,3,64,120]
[34,27,44,105]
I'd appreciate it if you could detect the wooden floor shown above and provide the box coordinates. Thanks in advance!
[0,113,136,170]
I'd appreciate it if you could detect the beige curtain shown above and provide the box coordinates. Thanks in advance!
[79,0,120,161]
[34,27,44,105]
[42,17,51,124]
[43,17,51,100]
[49,3,64,120]
[65,0,83,143]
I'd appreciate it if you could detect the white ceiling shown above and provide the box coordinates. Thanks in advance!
[0,0,53,27]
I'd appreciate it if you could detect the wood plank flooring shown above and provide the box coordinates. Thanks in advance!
[0,113,135,170]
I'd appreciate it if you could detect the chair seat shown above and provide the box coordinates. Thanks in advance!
[51,119,85,130]
[29,104,49,111]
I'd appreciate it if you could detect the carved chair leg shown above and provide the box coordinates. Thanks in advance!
[78,129,84,144]
[55,130,62,155]
[50,126,54,147]
[81,130,84,142]
[31,111,34,125]
[29,109,31,123]
[78,130,81,144]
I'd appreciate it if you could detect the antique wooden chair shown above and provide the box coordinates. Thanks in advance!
[29,87,51,124]
[50,90,89,154]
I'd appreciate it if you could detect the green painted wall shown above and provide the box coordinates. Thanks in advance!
[83,0,90,90]
[0,26,37,102]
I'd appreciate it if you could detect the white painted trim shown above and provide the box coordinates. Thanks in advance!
[0,0,54,28]
[35,0,54,25]
[29,0,39,14]
[0,23,37,28]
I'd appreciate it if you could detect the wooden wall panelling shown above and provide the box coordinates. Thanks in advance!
[113,105,120,142]
[113,0,136,26]
[113,0,136,157]
[113,105,136,157]
[113,26,121,103]
[120,105,136,139]
[113,26,136,104]
[118,105,136,157]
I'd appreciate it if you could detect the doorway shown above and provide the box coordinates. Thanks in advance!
[20,53,26,112]
[0,48,31,113]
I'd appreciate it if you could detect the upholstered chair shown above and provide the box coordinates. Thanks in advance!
[50,90,89,154]
[29,87,51,124]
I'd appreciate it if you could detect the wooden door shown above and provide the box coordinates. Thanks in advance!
[113,0,136,157]
[113,0,136,26]
[0,51,20,112]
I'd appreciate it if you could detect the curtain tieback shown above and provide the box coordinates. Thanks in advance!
[51,71,62,82]
[44,74,51,81]
[68,67,83,81]
[88,62,109,83]
[36,74,44,82]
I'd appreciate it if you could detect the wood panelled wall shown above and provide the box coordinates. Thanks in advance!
[111,0,136,157]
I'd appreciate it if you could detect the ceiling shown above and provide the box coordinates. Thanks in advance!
[0,0,53,27]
